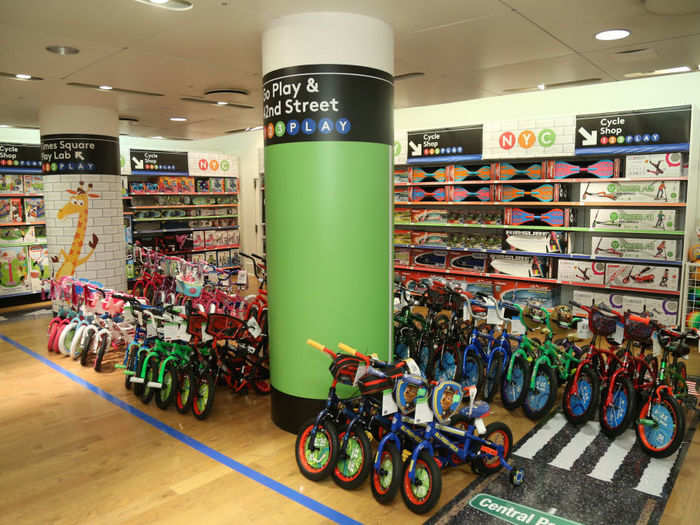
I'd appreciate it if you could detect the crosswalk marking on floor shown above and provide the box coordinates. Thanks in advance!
[514,413,568,459]
[548,421,598,471]
[635,451,680,498]
[588,429,636,483]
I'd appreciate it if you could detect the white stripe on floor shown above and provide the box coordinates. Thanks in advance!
[635,450,679,497]
[514,413,568,459]
[588,429,636,482]
[549,421,599,471]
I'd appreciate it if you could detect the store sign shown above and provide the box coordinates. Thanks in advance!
[482,116,576,159]
[394,129,408,165]
[575,105,691,155]
[469,494,582,525]
[120,144,131,175]
[40,134,119,175]
[130,149,189,175]
[188,151,239,177]
[262,64,393,146]
[0,143,42,173]
[406,125,482,164]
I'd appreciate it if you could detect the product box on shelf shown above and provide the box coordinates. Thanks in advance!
[394,230,412,244]
[411,166,448,183]
[448,232,500,250]
[504,207,569,227]
[394,208,411,224]
[28,245,49,286]
[394,247,410,266]
[452,164,492,182]
[205,251,218,265]
[448,209,502,225]
[489,254,547,278]
[394,187,410,202]
[204,230,218,248]
[24,198,44,223]
[0,199,23,223]
[505,230,568,253]
[410,208,448,224]
[590,209,676,231]
[191,253,206,264]
[209,178,225,193]
[622,295,678,326]
[581,181,680,203]
[218,250,232,267]
[410,185,447,202]
[571,290,620,315]
[192,231,205,250]
[224,177,238,193]
[449,185,491,202]
[625,153,684,178]
[447,252,487,272]
[495,281,558,308]
[4,226,40,245]
[0,246,29,293]
[558,259,605,285]
[495,183,558,203]
[550,158,620,180]
[22,175,43,193]
[129,181,147,195]
[410,231,449,247]
[394,166,410,184]
[196,179,210,193]
[605,263,679,291]
[158,177,180,193]
[411,249,447,269]
[592,236,677,261]
[0,174,24,194]
[496,161,546,181]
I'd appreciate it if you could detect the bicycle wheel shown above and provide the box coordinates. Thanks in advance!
[501,354,530,410]
[400,450,442,515]
[192,370,216,420]
[332,428,372,490]
[563,367,600,425]
[141,359,159,404]
[483,353,503,402]
[154,360,178,410]
[472,421,513,474]
[124,345,137,390]
[523,364,557,421]
[462,352,484,390]
[371,441,402,504]
[599,375,636,438]
[636,390,685,458]
[47,318,61,352]
[93,331,110,372]
[58,323,78,356]
[176,367,195,414]
[429,345,463,383]
[131,280,145,297]
[295,418,339,481]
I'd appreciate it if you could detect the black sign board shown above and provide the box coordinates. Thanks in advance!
[40,134,119,175]
[130,149,189,175]
[407,125,483,164]
[575,105,691,155]
[0,143,42,173]
[262,64,393,146]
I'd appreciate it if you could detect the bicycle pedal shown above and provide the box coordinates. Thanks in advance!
[114,364,126,369]
[124,370,135,376]
[130,377,145,384]
[147,381,163,389]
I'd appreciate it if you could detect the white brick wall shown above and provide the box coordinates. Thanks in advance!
[482,115,576,159]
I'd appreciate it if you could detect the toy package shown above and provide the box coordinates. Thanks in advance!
[23,175,43,193]
[196,179,210,193]
[582,181,680,203]
[410,231,449,247]
[495,183,557,203]
[204,230,218,248]
[224,177,238,193]
[411,166,448,183]
[622,295,678,326]
[452,164,492,182]
[450,185,491,202]
[504,207,569,227]
[550,158,620,179]
[410,208,448,224]
[394,167,410,184]
[192,231,205,250]
[592,236,677,260]
[24,198,44,223]
[204,251,218,265]
[394,247,410,266]
[605,263,679,291]
[590,209,676,231]
[217,249,232,267]
[558,259,605,285]
[625,153,684,178]
[0,174,24,193]
[411,249,447,269]
[0,198,23,223]
[496,161,546,181]
[0,225,37,245]
[209,178,224,193]
[28,245,50,290]
[410,185,447,202]
[489,254,546,278]
[448,252,487,272]
[180,177,195,193]
[394,230,411,244]
[496,282,558,308]
[505,230,568,253]
[0,246,29,292]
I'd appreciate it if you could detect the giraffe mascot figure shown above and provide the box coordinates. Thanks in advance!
[52,181,100,279]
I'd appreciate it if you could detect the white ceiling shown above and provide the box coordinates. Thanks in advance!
[1,0,700,139]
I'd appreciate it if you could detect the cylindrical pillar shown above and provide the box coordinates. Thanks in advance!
[40,103,126,292]
[263,12,394,432]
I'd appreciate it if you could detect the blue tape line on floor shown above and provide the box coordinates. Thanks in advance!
[0,333,361,525]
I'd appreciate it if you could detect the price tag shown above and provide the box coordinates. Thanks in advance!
[463,302,471,322]
[146,321,156,338]
[652,332,662,357]
[612,323,624,344]
[163,323,178,341]
[201,324,213,343]
[247,316,262,338]
[475,417,487,435]
[177,324,192,343]
[577,319,593,340]
[414,399,434,424]
[511,318,526,335]
[404,358,421,376]
[382,389,398,415]
[136,311,143,326]
[487,306,501,327]
[353,364,368,386]
[237,269,248,286]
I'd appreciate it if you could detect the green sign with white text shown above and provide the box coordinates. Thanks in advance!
[469,494,583,525]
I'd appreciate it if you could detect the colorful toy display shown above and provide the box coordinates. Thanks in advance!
[593,236,677,260]
[411,166,448,183]
[507,208,565,227]
[500,184,554,202]
[582,181,680,202]
[590,209,676,231]
[554,159,614,179]
[453,164,491,181]
[450,186,490,202]
[411,186,447,202]
[558,260,605,284]
[625,153,684,178]
[0,246,29,290]
[605,263,679,291]
[498,162,542,180]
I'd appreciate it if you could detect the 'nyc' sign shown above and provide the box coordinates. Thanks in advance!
[482,116,576,159]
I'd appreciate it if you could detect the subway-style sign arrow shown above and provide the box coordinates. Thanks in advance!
[132,157,144,169]
[578,127,597,146]
[409,140,422,156]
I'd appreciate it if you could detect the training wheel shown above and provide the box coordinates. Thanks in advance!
[510,467,525,486]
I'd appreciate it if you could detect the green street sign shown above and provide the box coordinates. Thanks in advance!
[469,493,583,525]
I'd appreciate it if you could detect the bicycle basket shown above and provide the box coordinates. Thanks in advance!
[186,313,207,337]
[205,313,244,338]
[394,375,428,415]
[589,309,618,336]
[624,312,653,342]
[429,380,462,424]
[329,354,365,385]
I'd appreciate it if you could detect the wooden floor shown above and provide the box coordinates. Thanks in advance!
[0,316,698,525]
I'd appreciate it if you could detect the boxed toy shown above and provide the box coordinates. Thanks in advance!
[0,199,23,223]
[410,231,449,247]
[605,263,679,291]
[209,177,225,193]
[621,295,678,326]
[0,174,23,193]
[192,231,205,250]
[196,179,210,193]
[191,253,206,264]
[27,245,50,288]
[450,185,491,202]
[447,252,487,272]
[205,251,218,265]
[592,236,677,261]
[410,208,448,224]
[496,161,546,181]
[0,225,36,245]
[129,181,147,194]
[23,175,43,193]
[158,176,180,193]
[550,158,620,179]
[218,249,232,267]
[394,247,410,266]
[394,230,412,244]
[496,281,558,308]
[590,209,676,231]
[0,246,29,292]
[411,249,447,269]
[394,167,410,184]
[224,177,238,193]
[24,198,44,223]
[411,166,448,183]
[410,185,447,202]
[489,255,547,278]
[505,230,568,253]
[625,153,684,178]
[204,230,218,248]
[558,259,605,285]
[394,187,410,202]
[504,207,569,227]
[582,181,680,203]
[452,164,492,182]
[495,183,558,203]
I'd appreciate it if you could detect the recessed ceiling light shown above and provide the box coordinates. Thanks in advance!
[98,85,113,91]
[537,83,545,90]
[595,29,630,41]
[169,116,187,122]
[134,0,193,10]
[151,135,164,139]
[246,126,263,132]
[46,45,80,55]
[624,66,691,78]
[0,124,9,128]
[216,101,228,105]
[151,0,168,3]
[15,73,32,80]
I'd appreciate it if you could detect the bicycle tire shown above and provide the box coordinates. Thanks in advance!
[155,360,178,410]
[141,359,159,404]
[176,367,195,414]
[472,421,513,474]
[600,375,636,438]
[400,450,442,515]
[523,364,557,420]
[124,345,137,390]
[635,390,685,458]
[332,428,372,490]
[93,331,110,372]
[192,370,216,420]
[501,354,530,410]
[371,441,402,504]
[484,353,503,402]
[462,351,484,391]
[295,418,339,481]
[428,344,463,383]
[563,366,600,425]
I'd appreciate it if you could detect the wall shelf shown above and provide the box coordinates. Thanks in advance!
[394,176,688,187]
[395,201,686,208]
[394,222,685,235]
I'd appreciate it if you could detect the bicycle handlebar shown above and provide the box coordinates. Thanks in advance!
[306,338,336,359]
